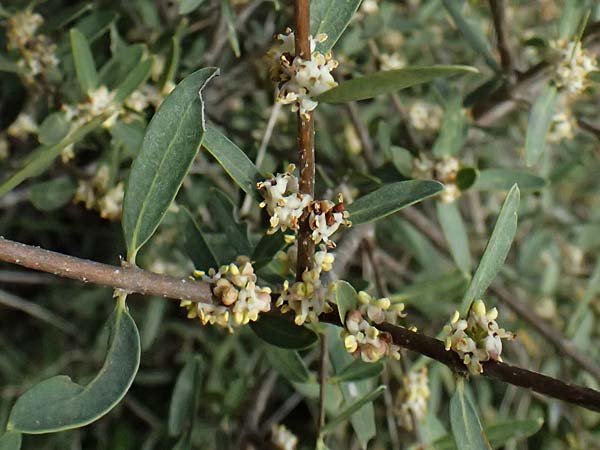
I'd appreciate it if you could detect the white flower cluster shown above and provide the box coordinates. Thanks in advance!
[270,424,298,450]
[308,197,349,248]
[379,52,406,71]
[276,247,335,325]
[395,368,430,430]
[74,165,125,221]
[257,164,312,233]
[181,257,272,331]
[63,86,120,130]
[412,154,461,203]
[269,30,338,119]
[551,39,598,95]
[343,309,401,363]
[408,101,443,133]
[6,113,38,139]
[548,110,576,143]
[5,10,59,83]
[341,291,406,363]
[444,300,515,374]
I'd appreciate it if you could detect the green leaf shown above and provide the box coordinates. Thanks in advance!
[449,380,492,450]
[348,180,444,225]
[437,201,471,274]
[0,115,106,197]
[250,314,318,350]
[202,125,263,198]
[567,257,600,337]
[331,280,357,324]
[99,44,145,89]
[332,359,384,383]
[179,0,206,14]
[559,0,587,40]
[322,386,386,434]
[327,325,376,448]
[209,189,252,258]
[389,145,414,176]
[38,112,71,146]
[7,302,140,433]
[122,67,219,261]
[0,432,21,450]
[471,169,546,192]
[140,297,167,351]
[168,356,203,436]
[432,95,467,157]
[315,66,478,103]
[441,0,500,72]
[432,418,543,449]
[525,84,558,166]
[70,28,98,93]
[114,57,153,103]
[220,0,240,57]
[28,176,76,211]
[0,54,21,74]
[310,0,363,53]
[460,185,520,312]
[252,231,287,269]
[265,346,310,383]
[160,35,181,90]
[178,207,219,271]
[455,167,478,191]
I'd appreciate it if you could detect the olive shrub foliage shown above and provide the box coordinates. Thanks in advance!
[0,0,599,449]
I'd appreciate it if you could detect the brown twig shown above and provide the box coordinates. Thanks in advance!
[0,237,213,303]
[488,0,515,76]
[294,0,316,278]
[2,236,600,412]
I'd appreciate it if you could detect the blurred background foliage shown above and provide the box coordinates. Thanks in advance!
[0,0,599,449]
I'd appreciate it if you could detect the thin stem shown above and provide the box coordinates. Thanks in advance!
[488,0,515,76]
[2,236,600,412]
[0,237,213,304]
[317,332,328,433]
[294,0,315,278]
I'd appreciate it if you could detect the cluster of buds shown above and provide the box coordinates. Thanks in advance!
[63,86,121,130]
[379,52,406,71]
[6,112,38,140]
[412,154,461,203]
[308,195,351,248]
[257,164,312,234]
[74,165,125,221]
[270,424,298,450]
[268,30,338,119]
[444,300,515,374]
[395,368,430,430]
[548,110,576,143]
[181,257,272,331]
[343,309,401,362]
[5,9,59,83]
[357,291,406,324]
[276,247,334,325]
[408,101,443,133]
[550,39,598,96]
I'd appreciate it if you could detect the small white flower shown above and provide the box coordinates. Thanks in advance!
[551,39,598,95]
[548,110,576,143]
[444,300,514,374]
[408,101,443,132]
[342,310,401,363]
[395,368,430,430]
[271,424,298,450]
[308,197,351,248]
[379,53,406,71]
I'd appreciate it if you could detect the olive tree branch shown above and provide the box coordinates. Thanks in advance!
[1,236,600,412]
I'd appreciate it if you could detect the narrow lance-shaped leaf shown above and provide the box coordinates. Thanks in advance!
[202,125,263,198]
[70,28,98,93]
[331,280,357,324]
[433,417,544,450]
[114,57,154,103]
[310,0,363,53]
[168,356,203,436]
[0,432,21,450]
[471,169,546,192]
[178,207,219,271]
[265,346,310,383]
[460,185,520,312]
[250,314,318,350]
[348,180,444,225]
[7,300,140,433]
[315,66,478,103]
[441,0,500,72]
[525,83,558,166]
[122,67,219,261]
[449,379,492,450]
[322,386,386,434]
[437,201,472,274]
